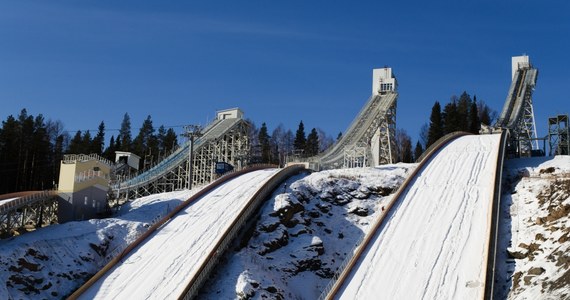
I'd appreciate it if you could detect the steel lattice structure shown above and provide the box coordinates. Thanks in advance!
[548,114,569,156]
[311,91,398,170]
[494,57,539,157]
[114,116,250,201]
[0,191,59,238]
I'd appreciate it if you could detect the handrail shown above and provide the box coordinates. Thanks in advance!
[483,129,509,300]
[75,170,109,183]
[321,132,470,299]
[178,164,306,300]
[0,190,58,215]
[63,154,114,168]
[67,164,278,299]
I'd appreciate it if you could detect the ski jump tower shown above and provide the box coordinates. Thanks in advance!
[113,108,250,200]
[311,67,398,169]
[494,55,539,157]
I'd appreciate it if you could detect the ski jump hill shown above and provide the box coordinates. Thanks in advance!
[322,55,539,299]
[66,55,539,299]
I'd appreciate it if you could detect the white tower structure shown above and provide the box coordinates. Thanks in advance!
[372,68,397,95]
[512,55,530,79]
[513,55,539,152]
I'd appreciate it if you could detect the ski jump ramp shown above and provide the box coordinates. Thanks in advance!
[326,133,506,299]
[70,165,306,299]
[308,68,398,170]
[494,55,539,156]
[322,55,539,299]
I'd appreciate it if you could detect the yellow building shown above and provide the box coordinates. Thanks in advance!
[57,154,113,222]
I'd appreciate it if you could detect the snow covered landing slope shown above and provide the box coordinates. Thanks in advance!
[338,134,502,299]
[80,169,279,299]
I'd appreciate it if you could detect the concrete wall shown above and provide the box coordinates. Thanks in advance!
[57,156,112,222]
[58,185,109,222]
[216,108,244,120]
[58,163,76,192]
[372,68,397,95]
[512,55,530,79]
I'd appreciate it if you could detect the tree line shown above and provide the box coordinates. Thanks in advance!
[404,91,496,163]
[0,110,179,194]
[251,120,334,165]
[0,93,495,194]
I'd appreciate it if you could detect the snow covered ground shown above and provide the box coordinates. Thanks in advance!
[0,189,196,298]
[0,153,567,299]
[337,134,502,299]
[495,155,570,300]
[80,169,279,299]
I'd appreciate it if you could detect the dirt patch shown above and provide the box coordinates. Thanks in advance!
[539,167,556,174]
[17,258,41,272]
[551,268,570,291]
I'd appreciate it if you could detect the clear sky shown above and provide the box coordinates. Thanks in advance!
[1,0,569,146]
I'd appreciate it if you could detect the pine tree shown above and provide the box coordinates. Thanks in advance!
[133,115,156,169]
[258,123,271,163]
[92,121,105,155]
[0,115,20,193]
[427,102,444,148]
[82,131,92,153]
[30,114,51,189]
[468,96,480,134]
[414,141,424,162]
[294,121,306,156]
[118,113,132,151]
[0,110,62,192]
[457,92,471,132]
[305,128,319,157]
[68,131,83,154]
[478,99,494,126]
[163,128,178,153]
[104,135,116,160]
[443,101,459,134]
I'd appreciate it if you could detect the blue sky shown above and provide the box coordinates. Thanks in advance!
[1,1,569,146]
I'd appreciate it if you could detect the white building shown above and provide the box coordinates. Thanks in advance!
[372,67,397,95]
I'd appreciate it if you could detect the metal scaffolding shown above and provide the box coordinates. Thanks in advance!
[377,98,397,165]
[548,114,569,156]
[114,115,250,201]
[0,191,59,238]
[191,120,250,186]
[513,76,539,157]
[494,58,539,158]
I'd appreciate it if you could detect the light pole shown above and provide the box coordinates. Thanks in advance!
[182,125,202,190]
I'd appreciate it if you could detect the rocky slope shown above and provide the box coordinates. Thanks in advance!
[495,156,570,300]
[200,165,413,299]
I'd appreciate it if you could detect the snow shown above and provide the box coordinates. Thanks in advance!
[495,155,570,299]
[79,169,279,299]
[337,134,502,299]
[0,189,196,298]
[199,164,414,299]
[0,197,18,206]
[1,151,567,299]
